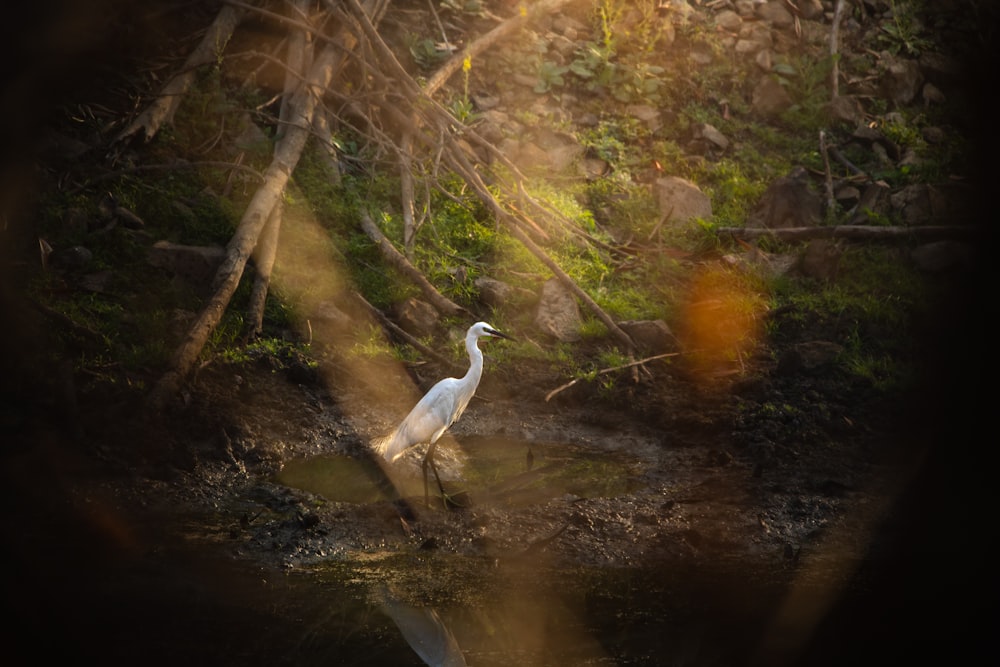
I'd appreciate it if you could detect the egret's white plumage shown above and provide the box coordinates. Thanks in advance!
[374,321,511,506]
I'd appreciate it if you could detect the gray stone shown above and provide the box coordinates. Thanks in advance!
[879,51,924,106]
[751,76,793,117]
[393,297,439,337]
[756,0,794,28]
[148,240,225,287]
[797,240,842,282]
[534,278,581,342]
[715,9,743,31]
[475,277,515,308]
[618,319,676,354]
[747,167,822,229]
[654,176,713,225]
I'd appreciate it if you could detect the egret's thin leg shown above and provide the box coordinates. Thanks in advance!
[422,441,446,508]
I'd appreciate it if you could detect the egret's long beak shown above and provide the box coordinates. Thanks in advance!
[485,327,514,341]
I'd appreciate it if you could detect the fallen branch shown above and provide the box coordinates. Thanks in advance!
[116,4,246,143]
[352,291,461,372]
[717,225,983,242]
[246,0,314,338]
[545,352,680,402]
[148,39,344,409]
[245,200,282,339]
[359,211,467,317]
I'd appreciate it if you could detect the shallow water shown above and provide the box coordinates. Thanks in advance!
[276,437,643,507]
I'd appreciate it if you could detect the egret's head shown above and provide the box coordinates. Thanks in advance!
[470,321,513,341]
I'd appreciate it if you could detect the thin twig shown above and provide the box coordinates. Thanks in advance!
[545,352,680,402]
[830,0,846,98]
[819,130,836,215]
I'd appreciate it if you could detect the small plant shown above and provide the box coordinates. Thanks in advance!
[408,36,451,70]
[535,60,569,93]
[877,0,932,56]
[772,55,836,132]
[611,62,665,103]
[449,55,480,123]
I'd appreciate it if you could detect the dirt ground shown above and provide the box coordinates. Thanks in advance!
[2,313,992,665]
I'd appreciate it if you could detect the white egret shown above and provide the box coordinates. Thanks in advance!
[374,321,512,507]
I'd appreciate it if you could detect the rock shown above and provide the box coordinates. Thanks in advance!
[747,167,822,229]
[824,95,865,125]
[653,176,713,225]
[796,0,824,20]
[835,185,861,209]
[78,270,114,293]
[797,240,842,282]
[148,240,225,287]
[733,0,757,18]
[849,181,891,225]
[618,319,676,354]
[688,123,729,155]
[393,297,439,337]
[714,9,743,31]
[500,130,582,172]
[756,0,794,28]
[879,51,924,106]
[910,241,976,273]
[890,183,958,225]
[534,278,581,342]
[918,51,962,89]
[921,125,946,144]
[474,276,515,308]
[48,245,93,272]
[627,104,662,132]
[314,300,352,329]
[921,82,945,107]
[751,76,793,117]
[776,340,844,375]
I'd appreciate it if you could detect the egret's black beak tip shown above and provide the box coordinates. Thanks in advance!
[486,328,514,341]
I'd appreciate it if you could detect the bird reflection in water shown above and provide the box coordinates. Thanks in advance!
[375,584,467,667]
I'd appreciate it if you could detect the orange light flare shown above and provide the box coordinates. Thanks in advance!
[677,264,767,382]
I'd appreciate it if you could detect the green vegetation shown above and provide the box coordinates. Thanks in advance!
[21,0,967,410]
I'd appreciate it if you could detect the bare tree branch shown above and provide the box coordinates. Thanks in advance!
[117,4,246,143]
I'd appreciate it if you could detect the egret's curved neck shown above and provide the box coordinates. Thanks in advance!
[462,333,485,384]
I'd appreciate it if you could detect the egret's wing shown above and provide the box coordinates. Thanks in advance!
[395,378,461,447]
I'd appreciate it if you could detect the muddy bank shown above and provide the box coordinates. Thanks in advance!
[3,351,970,666]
